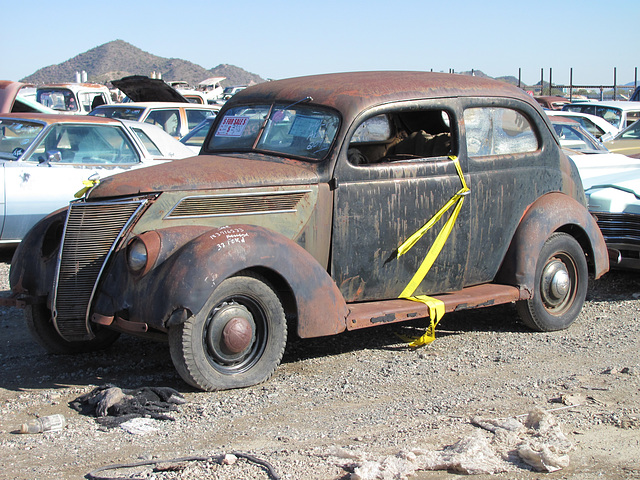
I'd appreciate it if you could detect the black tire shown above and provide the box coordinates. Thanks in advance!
[168,273,287,391]
[25,304,120,354]
[516,232,588,332]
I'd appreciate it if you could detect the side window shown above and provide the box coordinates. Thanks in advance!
[145,109,180,137]
[186,109,216,129]
[131,127,162,156]
[464,107,538,157]
[348,109,453,165]
[596,107,622,129]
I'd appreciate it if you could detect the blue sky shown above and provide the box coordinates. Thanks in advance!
[2,0,639,86]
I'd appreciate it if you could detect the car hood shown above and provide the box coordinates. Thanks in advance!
[87,154,321,199]
[570,151,640,213]
[112,75,189,103]
[569,151,640,190]
[603,138,640,158]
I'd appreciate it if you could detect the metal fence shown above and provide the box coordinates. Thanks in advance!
[516,67,639,101]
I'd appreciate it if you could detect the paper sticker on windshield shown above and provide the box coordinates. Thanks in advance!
[289,115,322,138]
[216,116,250,137]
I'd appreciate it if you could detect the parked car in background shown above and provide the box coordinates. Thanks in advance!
[1,81,56,114]
[10,71,608,392]
[90,102,219,138]
[603,119,640,158]
[562,100,640,130]
[549,116,640,271]
[0,113,194,243]
[179,115,215,153]
[217,85,247,103]
[535,95,571,110]
[195,76,226,104]
[548,110,618,141]
[36,83,112,114]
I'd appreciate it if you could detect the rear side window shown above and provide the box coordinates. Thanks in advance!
[145,109,180,137]
[186,109,216,129]
[132,127,162,156]
[464,107,538,157]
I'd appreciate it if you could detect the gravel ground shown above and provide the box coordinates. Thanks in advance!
[0,248,639,480]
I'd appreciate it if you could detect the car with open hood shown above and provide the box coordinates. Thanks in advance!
[10,72,608,392]
[0,113,194,243]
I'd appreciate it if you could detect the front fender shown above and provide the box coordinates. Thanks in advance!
[495,192,609,294]
[118,224,348,338]
[10,208,67,300]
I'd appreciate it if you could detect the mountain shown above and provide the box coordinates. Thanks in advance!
[20,40,265,87]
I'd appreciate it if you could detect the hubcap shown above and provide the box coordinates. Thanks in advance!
[541,258,572,309]
[205,303,256,364]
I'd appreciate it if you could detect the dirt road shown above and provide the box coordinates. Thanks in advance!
[0,252,638,479]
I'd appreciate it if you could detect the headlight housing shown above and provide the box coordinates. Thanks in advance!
[127,238,148,273]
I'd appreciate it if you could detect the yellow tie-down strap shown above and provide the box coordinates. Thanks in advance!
[396,156,470,347]
[74,179,100,199]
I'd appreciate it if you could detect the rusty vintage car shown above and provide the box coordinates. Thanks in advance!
[10,72,609,391]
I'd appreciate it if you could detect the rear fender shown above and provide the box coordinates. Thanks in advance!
[495,192,609,295]
[151,224,348,338]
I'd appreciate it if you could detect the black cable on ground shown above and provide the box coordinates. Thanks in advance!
[86,452,281,480]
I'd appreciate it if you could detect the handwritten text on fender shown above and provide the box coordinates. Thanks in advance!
[210,227,250,251]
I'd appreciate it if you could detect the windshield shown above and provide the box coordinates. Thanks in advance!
[615,119,640,140]
[37,88,78,112]
[22,124,140,164]
[552,121,606,153]
[90,106,145,121]
[0,119,45,160]
[207,103,340,161]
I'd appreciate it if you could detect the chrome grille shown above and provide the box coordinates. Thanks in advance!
[53,200,146,341]
[166,191,309,218]
[594,212,640,244]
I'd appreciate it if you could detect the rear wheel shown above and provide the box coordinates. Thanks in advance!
[25,304,120,354]
[516,233,588,332]
[168,273,287,391]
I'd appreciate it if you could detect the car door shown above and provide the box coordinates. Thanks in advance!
[462,100,562,285]
[331,103,471,302]
[1,123,142,241]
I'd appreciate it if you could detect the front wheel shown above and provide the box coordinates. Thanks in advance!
[516,232,588,332]
[168,273,287,391]
[25,304,120,354]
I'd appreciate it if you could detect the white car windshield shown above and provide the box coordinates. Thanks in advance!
[207,103,340,161]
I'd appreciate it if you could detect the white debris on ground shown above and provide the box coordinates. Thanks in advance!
[329,408,573,479]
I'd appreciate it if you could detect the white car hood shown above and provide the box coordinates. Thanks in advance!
[569,151,640,214]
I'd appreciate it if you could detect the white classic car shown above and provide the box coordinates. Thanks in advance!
[0,113,195,243]
[550,115,640,270]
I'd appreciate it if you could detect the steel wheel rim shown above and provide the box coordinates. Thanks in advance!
[203,297,267,375]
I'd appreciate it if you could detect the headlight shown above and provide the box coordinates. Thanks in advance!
[127,238,148,273]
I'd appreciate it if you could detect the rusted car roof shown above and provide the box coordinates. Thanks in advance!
[228,71,541,118]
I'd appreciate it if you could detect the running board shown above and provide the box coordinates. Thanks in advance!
[346,283,524,330]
